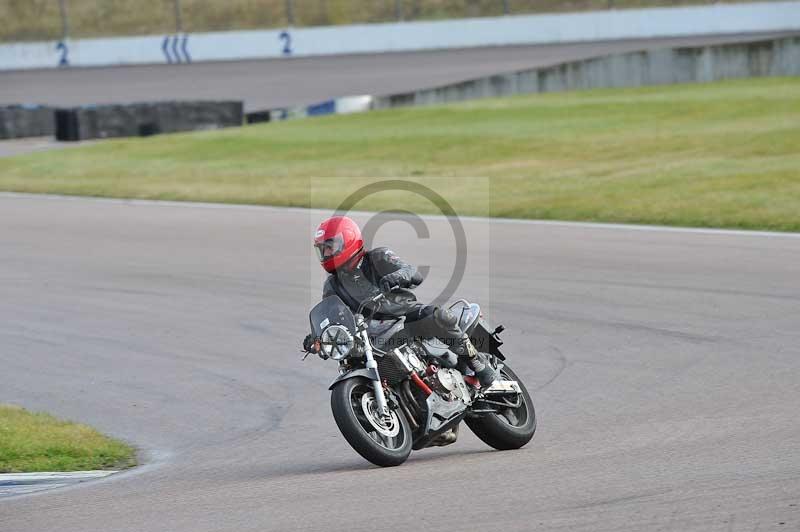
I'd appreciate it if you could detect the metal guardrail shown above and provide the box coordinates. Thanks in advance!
[0,0,767,42]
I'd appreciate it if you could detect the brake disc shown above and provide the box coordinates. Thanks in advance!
[361,393,400,437]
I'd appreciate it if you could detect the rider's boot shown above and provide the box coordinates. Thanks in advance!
[460,338,498,387]
[427,306,498,387]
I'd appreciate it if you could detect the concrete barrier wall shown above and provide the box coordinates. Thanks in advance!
[372,36,800,108]
[2,1,799,71]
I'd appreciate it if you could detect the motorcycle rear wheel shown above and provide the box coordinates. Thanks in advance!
[465,364,536,450]
[331,377,413,467]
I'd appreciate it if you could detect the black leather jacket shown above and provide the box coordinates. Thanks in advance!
[323,247,424,319]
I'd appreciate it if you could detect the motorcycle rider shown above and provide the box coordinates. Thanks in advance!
[303,215,498,386]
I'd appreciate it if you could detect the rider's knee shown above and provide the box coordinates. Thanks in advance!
[433,307,459,330]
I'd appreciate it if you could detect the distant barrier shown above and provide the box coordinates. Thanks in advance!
[0,105,55,139]
[5,37,798,140]
[372,36,800,108]
[54,101,243,141]
[1,2,799,71]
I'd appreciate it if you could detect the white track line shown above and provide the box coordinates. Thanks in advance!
[0,470,117,482]
[1,191,798,239]
[0,470,117,497]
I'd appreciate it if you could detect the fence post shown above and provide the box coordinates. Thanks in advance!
[503,0,510,15]
[285,0,295,25]
[173,0,183,33]
[58,0,70,39]
[395,0,403,21]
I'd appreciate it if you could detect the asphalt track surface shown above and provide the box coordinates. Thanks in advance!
[1,31,797,111]
[1,194,799,531]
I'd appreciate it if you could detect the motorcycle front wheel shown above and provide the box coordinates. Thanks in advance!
[465,363,536,450]
[330,377,413,467]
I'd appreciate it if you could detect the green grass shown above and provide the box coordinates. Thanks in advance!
[1,0,773,41]
[0,404,135,473]
[1,77,799,231]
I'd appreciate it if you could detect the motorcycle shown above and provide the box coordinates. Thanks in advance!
[304,291,536,467]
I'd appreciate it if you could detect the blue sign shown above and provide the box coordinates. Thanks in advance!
[56,41,69,67]
[279,31,292,56]
[162,35,191,64]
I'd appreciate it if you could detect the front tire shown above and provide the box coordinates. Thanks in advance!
[330,377,413,467]
[465,364,536,450]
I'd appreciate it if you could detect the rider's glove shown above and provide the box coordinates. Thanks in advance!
[379,273,402,293]
[303,333,317,352]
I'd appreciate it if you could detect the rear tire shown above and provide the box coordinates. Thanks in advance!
[331,377,412,467]
[465,364,536,450]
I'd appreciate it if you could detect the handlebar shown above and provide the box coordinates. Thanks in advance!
[356,287,398,317]
[357,292,384,317]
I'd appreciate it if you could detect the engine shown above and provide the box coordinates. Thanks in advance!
[426,368,473,405]
[381,346,473,405]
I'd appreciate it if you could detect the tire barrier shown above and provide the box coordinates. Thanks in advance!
[54,101,244,142]
[245,110,271,125]
[0,105,55,140]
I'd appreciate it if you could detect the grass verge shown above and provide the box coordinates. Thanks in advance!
[0,404,135,473]
[0,77,798,231]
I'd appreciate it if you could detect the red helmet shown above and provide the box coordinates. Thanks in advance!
[314,216,364,273]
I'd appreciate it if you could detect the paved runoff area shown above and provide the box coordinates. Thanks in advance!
[0,194,798,531]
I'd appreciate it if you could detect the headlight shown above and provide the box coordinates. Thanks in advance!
[319,325,355,360]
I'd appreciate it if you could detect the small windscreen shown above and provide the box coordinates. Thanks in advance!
[309,295,356,337]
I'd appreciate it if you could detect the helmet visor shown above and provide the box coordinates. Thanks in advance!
[314,234,345,262]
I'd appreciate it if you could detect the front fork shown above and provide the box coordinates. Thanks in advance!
[359,328,391,418]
